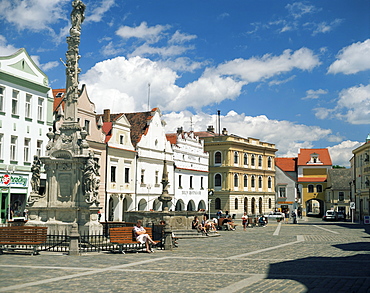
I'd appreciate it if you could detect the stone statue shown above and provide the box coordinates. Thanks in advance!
[71,0,86,32]
[83,153,99,194]
[31,156,42,194]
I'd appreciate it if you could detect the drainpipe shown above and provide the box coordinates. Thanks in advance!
[104,143,108,222]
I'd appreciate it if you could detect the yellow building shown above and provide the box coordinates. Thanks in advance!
[352,138,370,222]
[196,126,277,217]
[297,149,332,216]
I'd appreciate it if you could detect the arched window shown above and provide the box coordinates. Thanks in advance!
[215,174,222,187]
[316,185,322,192]
[215,151,221,165]
[268,198,272,209]
[215,198,221,210]
[308,184,314,193]
[244,197,248,213]
[251,197,256,214]
[244,153,248,165]
[259,197,263,214]
[268,177,272,189]
[251,176,255,188]
[235,198,238,210]
[234,174,238,187]
[234,151,238,164]
[258,176,262,188]
[268,157,272,168]
[258,155,262,167]
[244,175,248,188]
[251,155,255,166]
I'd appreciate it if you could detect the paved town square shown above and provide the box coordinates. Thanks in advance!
[0,217,369,293]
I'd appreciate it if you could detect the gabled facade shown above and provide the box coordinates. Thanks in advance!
[196,126,277,217]
[166,127,209,212]
[325,168,351,217]
[275,157,299,214]
[297,148,332,216]
[99,110,136,221]
[0,49,53,223]
[351,137,370,222]
[125,108,174,212]
[53,86,107,218]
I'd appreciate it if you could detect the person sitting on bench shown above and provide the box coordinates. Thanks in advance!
[222,216,236,230]
[133,220,156,253]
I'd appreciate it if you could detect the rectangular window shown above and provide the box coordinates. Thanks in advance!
[12,90,19,115]
[279,187,286,197]
[190,176,193,189]
[10,136,17,160]
[141,169,145,184]
[111,166,116,182]
[339,192,344,201]
[155,171,159,184]
[0,134,3,159]
[84,120,90,134]
[37,98,44,120]
[36,140,43,157]
[124,167,129,183]
[24,138,30,162]
[201,177,204,189]
[0,87,4,112]
[179,175,182,188]
[25,94,32,118]
[119,135,124,144]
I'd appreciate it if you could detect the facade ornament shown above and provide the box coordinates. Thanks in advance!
[83,152,100,205]
[28,156,44,204]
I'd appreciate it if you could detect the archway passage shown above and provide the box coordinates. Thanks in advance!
[251,197,256,215]
[108,197,114,221]
[198,200,206,211]
[187,200,195,211]
[138,199,147,211]
[306,198,325,217]
[244,197,248,213]
[175,199,185,211]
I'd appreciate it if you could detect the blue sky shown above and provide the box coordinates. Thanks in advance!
[1,0,370,166]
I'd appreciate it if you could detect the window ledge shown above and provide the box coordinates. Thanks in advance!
[25,117,32,122]
[11,114,19,119]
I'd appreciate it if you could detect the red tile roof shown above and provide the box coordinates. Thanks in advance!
[166,133,178,145]
[297,148,332,166]
[52,88,66,112]
[275,157,297,171]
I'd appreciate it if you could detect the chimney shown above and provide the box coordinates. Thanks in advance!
[222,128,228,135]
[103,109,110,122]
[207,125,215,133]
[177,127,183,135]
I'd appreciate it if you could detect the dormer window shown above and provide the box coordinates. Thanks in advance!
[308,153,322,164]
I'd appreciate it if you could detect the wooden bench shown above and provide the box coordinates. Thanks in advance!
[0,226,48,255]
[109,226,159,253]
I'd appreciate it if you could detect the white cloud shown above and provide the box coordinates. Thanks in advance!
[0,35,18,56]
[85,0,115,23]
[116,22,170,43]
[0,0,69,32]
[101,41,124,56]
[328,39,370,74]
[81,48,320,113]
[129,43,194,58]
[40,61,59,71]
[211,48,320,82]
[311,19,342,36]
[314,84,370,124]
[286,2,317,19]
[169,31,197,44]
[163,110,351,164]
[302,89,328,100]
[328,140,362,167]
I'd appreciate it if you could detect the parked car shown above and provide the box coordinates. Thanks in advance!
[322,210,337,221]
[337,211,346,221]
[264,212,285,221]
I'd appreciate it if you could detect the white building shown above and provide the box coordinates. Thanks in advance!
[0,48,53,223]
[125,108,174,211]
[166,128,209,211]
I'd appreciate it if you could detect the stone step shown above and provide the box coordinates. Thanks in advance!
[173,229,220,239]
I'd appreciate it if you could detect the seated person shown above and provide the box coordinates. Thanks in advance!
[258,215,267,227]
[133,220,156,253]
[204,219,217,232]
[222,216,236,230]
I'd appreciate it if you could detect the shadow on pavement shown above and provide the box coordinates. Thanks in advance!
[333,242,370,251]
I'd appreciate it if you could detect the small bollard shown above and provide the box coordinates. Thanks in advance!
[68,223,80,256]
[163,223,173,251]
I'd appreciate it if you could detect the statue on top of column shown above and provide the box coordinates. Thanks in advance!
[71,0,86,33]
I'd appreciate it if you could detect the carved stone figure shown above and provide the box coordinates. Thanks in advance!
[71,0,86,32]
[31,156,42,194]
[83,153,99,194]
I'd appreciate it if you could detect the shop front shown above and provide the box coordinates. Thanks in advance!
[0,172,29,224]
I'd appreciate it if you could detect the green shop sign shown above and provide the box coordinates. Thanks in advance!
[0,174,28,187]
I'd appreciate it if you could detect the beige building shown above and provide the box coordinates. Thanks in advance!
[196,126,277,217]
[352,137,370,222]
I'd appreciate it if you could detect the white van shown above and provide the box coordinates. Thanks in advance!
[322,210,337,221]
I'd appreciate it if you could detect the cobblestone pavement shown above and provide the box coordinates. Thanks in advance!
[1,217,370,293]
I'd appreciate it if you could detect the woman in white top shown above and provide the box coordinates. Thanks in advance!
[133,220,155,253]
